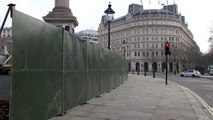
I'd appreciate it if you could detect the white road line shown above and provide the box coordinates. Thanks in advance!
[206,94,212,99]
[181,86,213,116]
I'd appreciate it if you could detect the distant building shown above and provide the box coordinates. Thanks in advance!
[76,29,98,43]
[0,27,12,54]
[98,4,200,72]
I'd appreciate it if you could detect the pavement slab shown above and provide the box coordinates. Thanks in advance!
[50,74,211,120]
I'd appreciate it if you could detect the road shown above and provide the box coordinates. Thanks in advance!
[0,75,9,119]
[0,75,10,101]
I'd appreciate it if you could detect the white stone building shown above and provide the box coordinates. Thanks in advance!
[0,27,12,54]
[98,4,200,73]
[76,30,98,43]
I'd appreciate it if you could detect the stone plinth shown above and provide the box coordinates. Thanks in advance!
[43,0,78,33]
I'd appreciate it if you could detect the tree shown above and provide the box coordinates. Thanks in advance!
[203,25,213,67]
[208,25,213,54]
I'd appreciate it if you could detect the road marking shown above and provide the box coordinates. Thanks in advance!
[206,94,212,99]
[179,86,213,116]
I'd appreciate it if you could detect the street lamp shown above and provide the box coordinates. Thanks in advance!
[104,2,115,50]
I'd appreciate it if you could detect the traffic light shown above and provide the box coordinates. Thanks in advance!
[165,41,171,55]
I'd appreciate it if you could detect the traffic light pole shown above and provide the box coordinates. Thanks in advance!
[166,55,168,85]
[165,41,170,85]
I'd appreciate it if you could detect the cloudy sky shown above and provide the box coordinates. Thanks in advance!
[1,0,213,53]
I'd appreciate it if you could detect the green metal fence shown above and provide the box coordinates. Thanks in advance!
[10,10,128,120]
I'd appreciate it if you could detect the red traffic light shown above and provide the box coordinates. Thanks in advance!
[165,42,169,47]
[165,41,171,55]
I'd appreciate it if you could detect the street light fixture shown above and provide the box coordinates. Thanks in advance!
[104,2,115,50]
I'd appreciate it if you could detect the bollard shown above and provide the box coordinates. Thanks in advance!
[153,70,155,78]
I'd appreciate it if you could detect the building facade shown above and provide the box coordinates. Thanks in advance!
[0,27,12,54]
[98,4,200,73]
[76,29,98,43]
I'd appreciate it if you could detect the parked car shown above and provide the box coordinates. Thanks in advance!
[180,70,201,77]
[209,69,213,75]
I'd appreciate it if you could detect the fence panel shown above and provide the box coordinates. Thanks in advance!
[11,10,63,120]
[11,10,128,120]
[63,31,87,111]
[86,42,100,100]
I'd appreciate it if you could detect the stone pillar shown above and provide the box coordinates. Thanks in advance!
[55,0,69,8]
[43,0,78,33]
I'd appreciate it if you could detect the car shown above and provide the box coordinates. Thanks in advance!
[180,70,201,77]
[209,69,213,75]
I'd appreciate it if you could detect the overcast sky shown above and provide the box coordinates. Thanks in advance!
[1,0,213,53]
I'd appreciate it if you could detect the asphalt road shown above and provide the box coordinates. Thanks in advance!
[0,75,10,101]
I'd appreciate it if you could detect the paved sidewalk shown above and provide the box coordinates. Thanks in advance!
[50,74,210,120]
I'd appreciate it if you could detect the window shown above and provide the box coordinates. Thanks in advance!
[138,51,140,56]
[147,43,149,48]
[129,38,132,42]
[143,36,146,41]
[135,52,137,56]
[152,37,155,40]
[129,52,131,57]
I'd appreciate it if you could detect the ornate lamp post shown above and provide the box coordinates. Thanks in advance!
[104,2,115,50]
